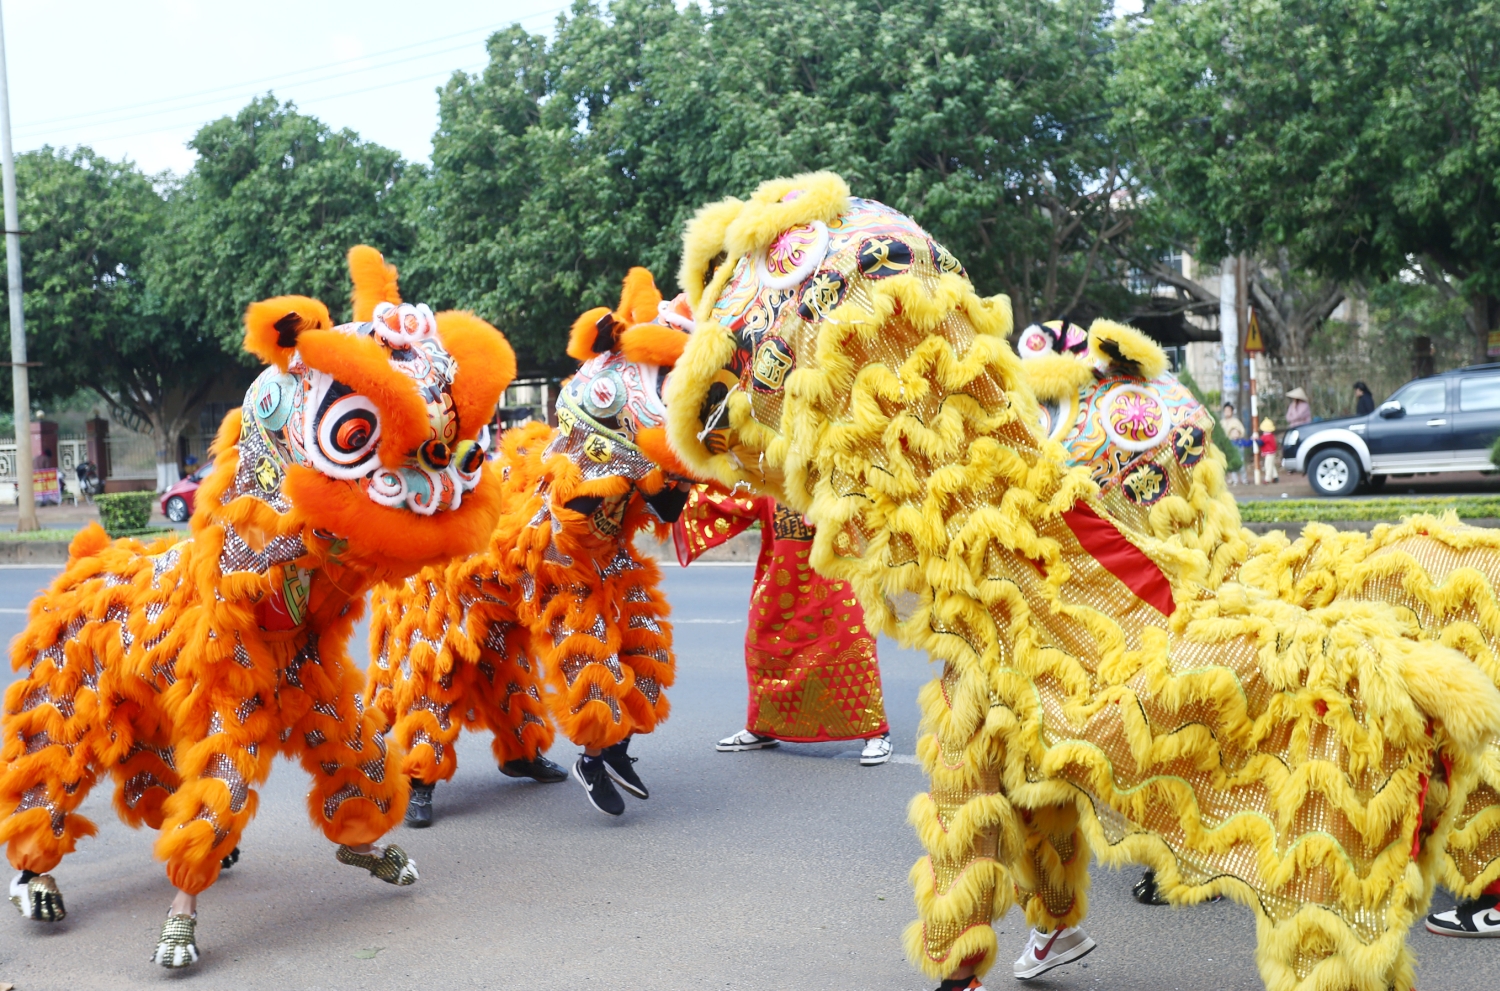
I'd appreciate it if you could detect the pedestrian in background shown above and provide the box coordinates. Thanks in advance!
[1222,402,1249,484]
[1353,381,1375,416]
[1285,387,1312,428]
[1260,418,1280,483]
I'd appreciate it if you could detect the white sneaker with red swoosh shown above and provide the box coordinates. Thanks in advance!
[1013,925,1096,980]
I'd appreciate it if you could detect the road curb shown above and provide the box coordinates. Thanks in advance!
[0,541,72,564]
[1243,518,1500,534]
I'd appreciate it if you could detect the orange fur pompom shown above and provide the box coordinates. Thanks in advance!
[616,266,664,324]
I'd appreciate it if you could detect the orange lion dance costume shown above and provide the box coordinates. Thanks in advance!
[368,267,692,821]
[0,246,514,967]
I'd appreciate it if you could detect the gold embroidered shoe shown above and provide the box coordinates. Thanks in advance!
[336,843,419,885]
[9,870,65,921]
[152,913,199,968]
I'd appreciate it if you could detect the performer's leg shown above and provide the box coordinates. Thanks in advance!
[0,632,116,921]
[150,687,278,968]
[369,578,463,790]
[589,560,674,804]
[905,660,1021,984]
[1010,803,1095,981]
[291,637,412,861]
[474,620,561,780]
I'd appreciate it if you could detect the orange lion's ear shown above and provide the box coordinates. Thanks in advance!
[615,267,663,325]
[436,310,517,441]
[244,296,332,370]
[348,244,401,322]
[568,306,618,362]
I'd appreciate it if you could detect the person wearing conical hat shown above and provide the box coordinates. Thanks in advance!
[1285,387,1312,428]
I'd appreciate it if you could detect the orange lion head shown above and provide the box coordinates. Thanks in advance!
[559,267,695,488]
[231,246,515,574]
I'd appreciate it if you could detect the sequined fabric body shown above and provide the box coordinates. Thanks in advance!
[675,486,885,742]
[665,177,1499,991]
[1020,328,1500,907]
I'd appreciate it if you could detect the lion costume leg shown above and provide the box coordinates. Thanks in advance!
[905,662,1017,981]
[289,638,409,851]
[0,614,157,920]
[472,618,555,770]
[370,574,558,828]
[370,582,468,790]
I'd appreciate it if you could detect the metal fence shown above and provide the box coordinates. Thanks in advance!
[0,437,90,502]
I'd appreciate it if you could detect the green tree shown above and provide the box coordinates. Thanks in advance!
[1,147,236,489]
[151,96,418,351]
[1114,0,1500,359]
[411,0,1151,369]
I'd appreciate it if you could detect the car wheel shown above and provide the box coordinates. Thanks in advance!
[165,496,190,523]
[1307,447,1361,497]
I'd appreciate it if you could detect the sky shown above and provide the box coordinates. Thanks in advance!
[4,0,569,176]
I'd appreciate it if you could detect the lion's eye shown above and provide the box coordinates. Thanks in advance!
[454,439,485,475]
[419,438,452,471]
[318,393,381,468]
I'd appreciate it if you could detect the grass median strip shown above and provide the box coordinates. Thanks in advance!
[0,528,78,542]
[1238,496,1500,524]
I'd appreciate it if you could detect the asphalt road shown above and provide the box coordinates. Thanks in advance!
[0,564,1493,991]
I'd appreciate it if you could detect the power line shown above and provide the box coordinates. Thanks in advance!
[16,5,566,137]
[17,39,485,139]
[74,60,492,148]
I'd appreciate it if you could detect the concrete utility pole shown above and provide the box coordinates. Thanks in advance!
[1219,256,1239,410]
[0,0,36,530]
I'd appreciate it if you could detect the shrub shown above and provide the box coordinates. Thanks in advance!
[96,491,156,537]
[1238,495,1500,523]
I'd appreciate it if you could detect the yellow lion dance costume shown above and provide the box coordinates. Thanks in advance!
[1018,317,1500,935]
[368,267,692,821]
[663,172,1500,991]
[0,247,514,967]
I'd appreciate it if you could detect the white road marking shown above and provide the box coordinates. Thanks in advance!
[0,564,63,570]
[0,607,26,613]
[674,618,745,624]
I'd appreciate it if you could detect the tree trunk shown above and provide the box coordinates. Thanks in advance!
[150,412,182,492]
[1473,292,1499,365]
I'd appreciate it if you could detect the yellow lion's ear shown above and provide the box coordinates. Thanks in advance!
[1088,319,1168,381]
[244,296,332,370]
[679,197,745,311]
[348,244,401,322]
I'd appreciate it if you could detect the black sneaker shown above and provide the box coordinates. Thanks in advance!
[571,755,625,816]
[220,846,241,870]
[1427,894,1500,937]
[499,754,568,783]
[601,736,648,799]
[1133,870,1169,905]
[933,977,984,990]
[405,780,435,828]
